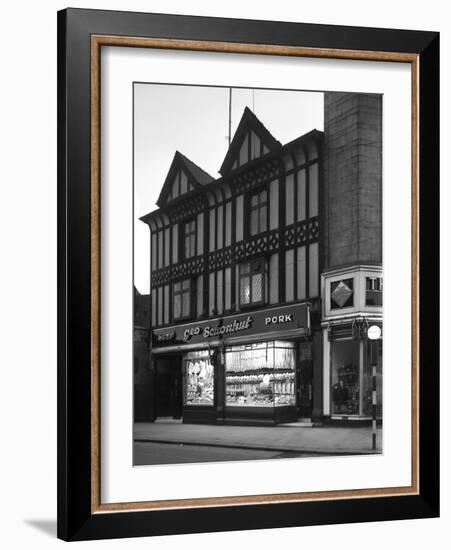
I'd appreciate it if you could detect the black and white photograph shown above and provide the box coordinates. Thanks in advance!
[133,83,383,466]
[0,0,444,546]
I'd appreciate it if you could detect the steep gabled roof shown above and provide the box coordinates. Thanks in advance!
[156,151,214,207]
[219,107,281,175]
[177,152,214,186]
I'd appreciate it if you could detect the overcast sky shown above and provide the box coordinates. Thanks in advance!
[134,83,324,294]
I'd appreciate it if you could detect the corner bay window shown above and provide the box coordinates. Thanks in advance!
[182,219,196,259]
[249,188,267,236]
[366,276,383,306]
[173,278,192,320]
[225,342,296,407]
[239,258,266,306]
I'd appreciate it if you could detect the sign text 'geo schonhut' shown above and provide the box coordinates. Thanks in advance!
[152,303,309,347]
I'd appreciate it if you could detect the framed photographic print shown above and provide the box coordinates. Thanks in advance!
[57,8,439,541]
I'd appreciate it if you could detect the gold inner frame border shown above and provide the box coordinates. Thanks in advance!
[90,34,420,514]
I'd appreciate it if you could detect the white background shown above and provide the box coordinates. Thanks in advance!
[102,48,412,503]
[0,0,448,547]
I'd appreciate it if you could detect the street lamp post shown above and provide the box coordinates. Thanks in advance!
[367,325,381,451]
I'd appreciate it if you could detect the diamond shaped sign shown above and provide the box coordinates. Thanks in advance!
[331,280,353,308]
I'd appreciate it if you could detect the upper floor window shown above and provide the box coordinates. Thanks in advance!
[182,219,196,259]
[249,189,267,236]
[173,278,192,320]
[366,277,383,306]
[239,258,266,307]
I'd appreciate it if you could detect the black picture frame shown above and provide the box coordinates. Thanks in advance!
[57,8,439,542]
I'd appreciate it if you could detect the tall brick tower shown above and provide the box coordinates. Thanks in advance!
[323,92,382,268]
[320,92,383,422]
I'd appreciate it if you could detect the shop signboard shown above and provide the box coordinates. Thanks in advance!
[152,303,309,348]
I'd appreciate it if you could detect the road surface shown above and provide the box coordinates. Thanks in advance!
[133,441,314,465]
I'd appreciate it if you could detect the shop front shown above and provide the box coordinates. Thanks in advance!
[324,320,383,421]
[151,303,311,425]
[321,266,383,423]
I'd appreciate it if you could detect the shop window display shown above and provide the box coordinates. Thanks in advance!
[184,350,214,406]
[331,340,359,415]
[225,341,296,408]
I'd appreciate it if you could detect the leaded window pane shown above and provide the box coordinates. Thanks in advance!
[251,273,263,302]
[240,276,251,305]
[239,260,265,306]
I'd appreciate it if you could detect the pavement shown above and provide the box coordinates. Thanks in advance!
[134,420,382,455]
[134,441,287,465]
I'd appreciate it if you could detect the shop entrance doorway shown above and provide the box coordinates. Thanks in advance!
[155,356,183,419]
[297,343,313,419]
[297,359,313,418]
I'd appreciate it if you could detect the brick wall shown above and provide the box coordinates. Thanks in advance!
[323,92,382,269]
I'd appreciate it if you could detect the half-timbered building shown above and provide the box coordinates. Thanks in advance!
[141,107,322,425]
[140,93,383,426]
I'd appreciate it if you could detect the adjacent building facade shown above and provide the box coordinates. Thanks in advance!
[133,288,152,421]
[140,92,382,425]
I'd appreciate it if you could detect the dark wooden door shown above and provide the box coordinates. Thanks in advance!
[297,359,313,418]
[155,357,182,419]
